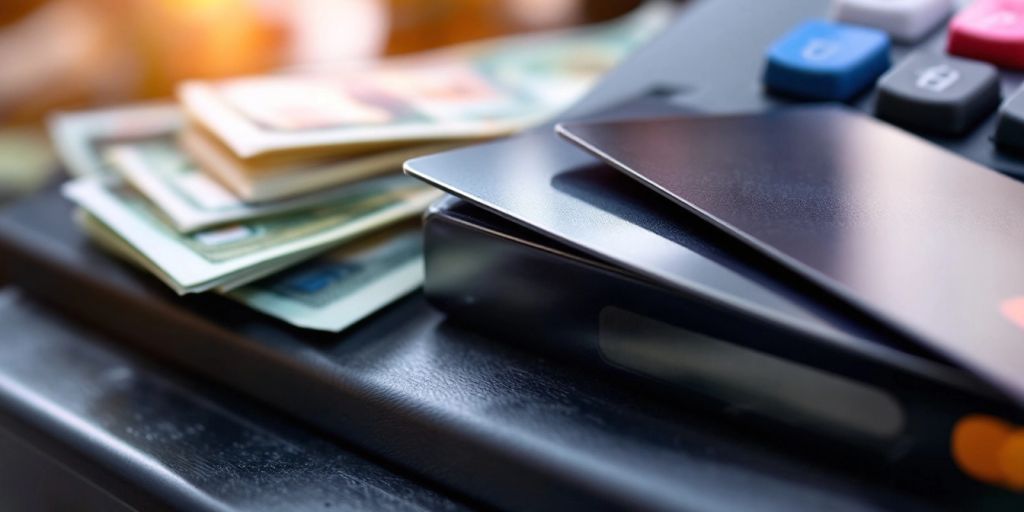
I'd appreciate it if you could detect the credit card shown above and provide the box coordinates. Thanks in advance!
[558,106,1024,404]
[405,98,937,368]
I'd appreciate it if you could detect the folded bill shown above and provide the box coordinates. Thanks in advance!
[178,125,454,202]
[107,134,428,232]
[76,209,320,294]
[177,63,537,162]
[80,211,423,331]
[227,226,423,332]
[48,103,182,181]
[64,177,440,294]
[179,2,671,161]
[0,127,55,198]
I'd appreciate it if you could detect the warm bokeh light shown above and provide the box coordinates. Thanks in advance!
[0,0,641,202]
[953,414,1024,490]
[0,0,641,122]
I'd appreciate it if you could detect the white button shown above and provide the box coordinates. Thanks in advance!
[833,0,954,42]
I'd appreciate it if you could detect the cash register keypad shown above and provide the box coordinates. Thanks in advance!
[833,0,953,42]
[875,51,1000,134]
[994,85,1024,150]
[764,0,1024,160]
[948,0,1024,69]
[764,20,891,101]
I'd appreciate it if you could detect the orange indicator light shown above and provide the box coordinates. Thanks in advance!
[953,414,1024,491]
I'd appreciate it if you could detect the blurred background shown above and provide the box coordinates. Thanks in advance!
[0,0,646,204]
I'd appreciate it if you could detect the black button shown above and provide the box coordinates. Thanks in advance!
[994,85,1024,152]
[875,51,1000,135]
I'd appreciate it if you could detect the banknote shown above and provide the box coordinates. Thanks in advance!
[64,177,440,294]
[107,135,430,232]
[179,126,455,202]
[80,210,423,331]
[0,127,55,200]
[76,209,322,294]
[179,2,671,161]
[227,226,423,331]
[48,103,182,181]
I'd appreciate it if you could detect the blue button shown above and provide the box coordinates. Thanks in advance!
[764,20,891,101]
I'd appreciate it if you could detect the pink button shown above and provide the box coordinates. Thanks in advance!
[1001,296,1024,331]
[948,0,1024,69]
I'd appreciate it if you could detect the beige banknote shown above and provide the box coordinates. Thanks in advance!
[179,2,672,161]
[107,134,430,232]
[179,125,454,202]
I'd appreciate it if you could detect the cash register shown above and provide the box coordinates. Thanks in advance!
[1,0,1024,510]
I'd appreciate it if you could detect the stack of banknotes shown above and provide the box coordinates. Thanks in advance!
[48,4,670,332]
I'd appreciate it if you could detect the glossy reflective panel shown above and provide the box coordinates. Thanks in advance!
[405,99,929,360]
[559,107,1024,404]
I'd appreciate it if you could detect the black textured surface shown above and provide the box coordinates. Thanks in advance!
[0,427,137,511]
[0,289,469,512]
[0,186,958,512]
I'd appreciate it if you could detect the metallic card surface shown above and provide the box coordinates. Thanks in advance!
[558,106,1024,404]
[404,102,928,363]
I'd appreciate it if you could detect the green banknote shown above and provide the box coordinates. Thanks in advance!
[76,209,319,294]
[80,211,423,331]
[107,135,420,232]
[228,226,423,331]
[48,103,182,181]
[0,127,55,202]
[64,177,439,294]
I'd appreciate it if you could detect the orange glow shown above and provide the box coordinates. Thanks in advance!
[952,414,1024,491]
[166,0,234,10]
[952,414,1012,485]
[999,432,1024,490]
[0,0,643,124]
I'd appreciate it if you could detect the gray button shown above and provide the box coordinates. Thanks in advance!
[874,51,1000,135]
[995,85,1024,152]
